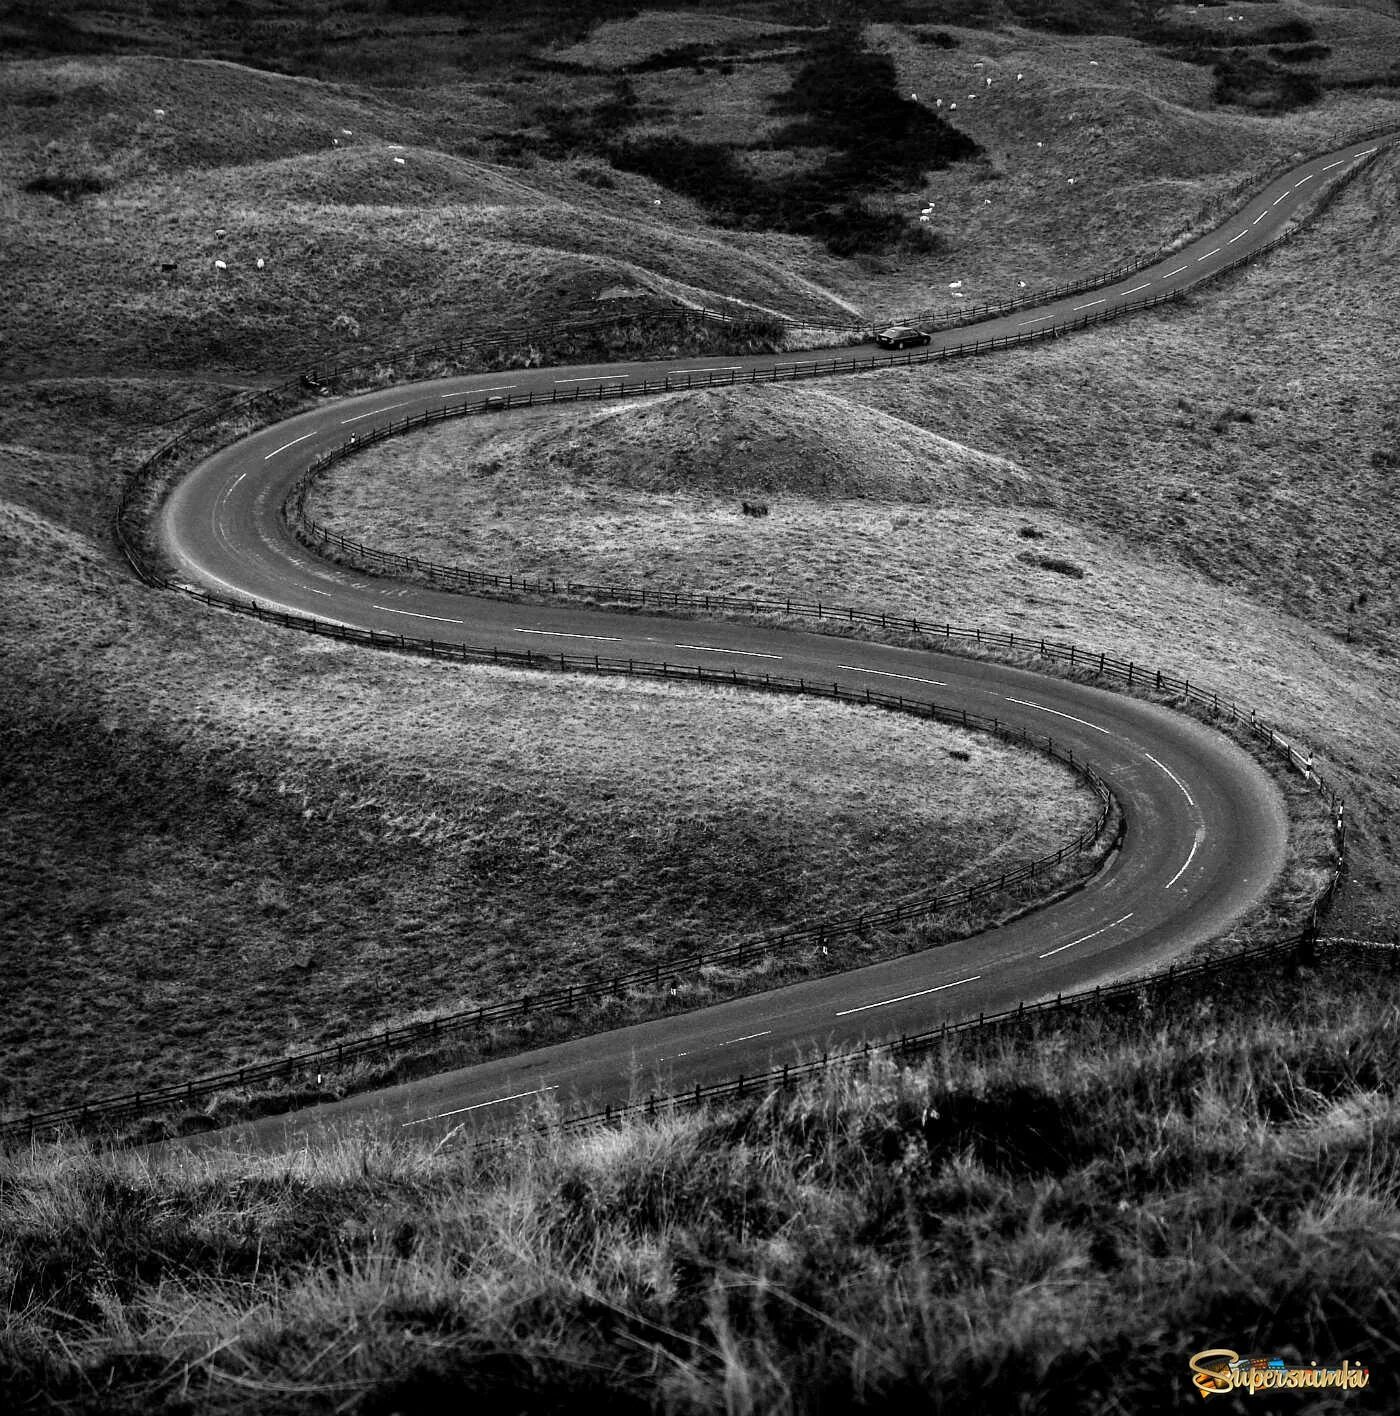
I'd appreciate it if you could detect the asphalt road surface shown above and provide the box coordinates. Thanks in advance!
[158,136,1388,1151]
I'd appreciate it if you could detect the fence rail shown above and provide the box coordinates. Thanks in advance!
[60,134,1388,1150]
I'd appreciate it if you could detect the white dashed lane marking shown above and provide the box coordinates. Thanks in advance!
[1074,298,1106,310]
[443,385,515,397]
[516,628,625,643]
[1018,314,1054,327]
[341,401,413,424]
[402,1086,558,1127]
[1003,697,1111,734]
[1196,248,1221,261]
[720,1031,772,1046]
[1122,283,1152,296]
[836,975,980,1018]
[673,643,783,659]
[554,374,627,384]
[1039,912,1134,960]
[264,430,316,459]
[1165,829,1205,889]
[1144,751,1197,808]
[837,665,946,688]
[373,605,465,626]
[1161,264,1188,279]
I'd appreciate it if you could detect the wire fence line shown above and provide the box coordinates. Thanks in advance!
[69,138,1385,1150]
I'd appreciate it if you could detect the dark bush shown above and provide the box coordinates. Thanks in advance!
[1212,52,1322,110]
[1017,551,1087,578]
[1268,42,1332,63]
[24,172,106,201]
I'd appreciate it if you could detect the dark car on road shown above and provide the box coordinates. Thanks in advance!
[875,324,931,349]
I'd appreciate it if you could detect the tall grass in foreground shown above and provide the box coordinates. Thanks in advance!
[3,951,1398,1414]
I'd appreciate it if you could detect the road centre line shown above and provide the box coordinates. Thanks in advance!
[668,366,743,375]
[1272,194,1286,206]
[515,627,625,643]
[1122,283,1152,296]
[1144,751,1197,807]
[1161,264,1188,279]
[341,401,412,424]
[1322,159,1344,171]
[1252,212,1267,225]
[401,1085,558,1127]
[1165,830,1204,889]
[264,430,316,459]
[1293,173,1313,186]
[444,385,515,397]
[1003,697,1111,734]
[1196,248,1221,261]
[836,975,980,1018]
[720,1031,772,1046]
[1074,298,1106,310]
[1227,231,1247,243]
[373,604,465,625]
[673,643,783,659]
[837,665,945,687]
[554,374,627,384]
[1017,314,1054,327]
[1039,912,1134,959]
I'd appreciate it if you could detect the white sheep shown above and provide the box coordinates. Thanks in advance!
[153,108,165,117]
[214,259,227,271]
[256,257,265,270]
[393,157,405,165]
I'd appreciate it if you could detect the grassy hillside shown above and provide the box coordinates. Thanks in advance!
[4,946,1398,1413]
[2,405,1098,1117]
[3,1,1400,1404]
[308,143,1400,942]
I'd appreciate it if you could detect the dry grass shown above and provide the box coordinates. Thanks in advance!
[1,380,1099,1118]
[549,9,807,67]
[4,948,1399,1413]
[305,146,1400,939]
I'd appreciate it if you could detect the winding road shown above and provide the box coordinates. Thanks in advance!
[159,135,1388,1149]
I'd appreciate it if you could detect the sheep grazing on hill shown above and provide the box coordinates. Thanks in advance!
[741,500,769,517]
